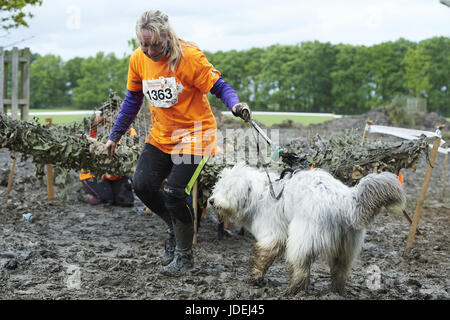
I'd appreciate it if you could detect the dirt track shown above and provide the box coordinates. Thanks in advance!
[0,114,449,300]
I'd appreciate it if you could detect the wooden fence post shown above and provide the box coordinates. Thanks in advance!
[442,147,448,199]
[45,118,56,201]
[11,47,18,119]
[361,120,373,145]
[2,47,31,205]
[402,210,421,235]
[20,48,30,121]
[0,46,30,118]
[4,152,18,204]
[404,126,443,252]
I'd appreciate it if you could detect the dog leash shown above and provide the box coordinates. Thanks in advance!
[250,124,285,200]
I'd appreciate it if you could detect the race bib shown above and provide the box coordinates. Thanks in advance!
[143,77,180,108]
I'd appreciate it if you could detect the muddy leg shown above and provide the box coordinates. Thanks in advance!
[285,257,313,295]
[250,241,281,284]
[217,222,225,240]
[328,257,351,295]
[284,221,315,295]
[328,231,363,294]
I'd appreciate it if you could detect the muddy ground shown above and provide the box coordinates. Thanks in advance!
[0,112,449,300]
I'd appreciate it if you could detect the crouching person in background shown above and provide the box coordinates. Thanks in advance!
[78,172,134,207]
[78,113,136,207]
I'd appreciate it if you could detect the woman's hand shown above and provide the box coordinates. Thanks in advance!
[232,103,251,122]
[105,140,118,159]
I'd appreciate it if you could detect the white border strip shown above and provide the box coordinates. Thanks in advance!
[369,124,448,154]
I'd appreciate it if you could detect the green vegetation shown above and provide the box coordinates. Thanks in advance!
[31,114,89,125]
[0,0,42,31]
[27,37,450,116]
[224,114,333,126]
[18,108,94,125]
[30,52,128,109]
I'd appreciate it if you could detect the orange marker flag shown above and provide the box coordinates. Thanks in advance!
[129,127,137,137]
[398,172,404,184]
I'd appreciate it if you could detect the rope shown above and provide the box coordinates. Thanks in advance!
[250,124,284,200]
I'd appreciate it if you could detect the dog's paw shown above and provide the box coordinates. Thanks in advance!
[246,277,266,287]
[266,278,283,287]
[330,285,346,296]
[284,280,310,296]
[284,286,310,297]
[283,288,296,297]
[330,279,347,296]
[284,286,300,297]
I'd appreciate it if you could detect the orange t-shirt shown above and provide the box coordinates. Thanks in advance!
[127,42,220,156]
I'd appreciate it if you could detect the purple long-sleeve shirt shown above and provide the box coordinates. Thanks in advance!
[108,90,144,142]
[210,77,240,110]
[108,77,240,142]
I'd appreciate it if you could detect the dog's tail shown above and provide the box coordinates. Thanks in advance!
[351,172,406,229]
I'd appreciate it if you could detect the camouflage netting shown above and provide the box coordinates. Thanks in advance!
[0,112,141,179]
[0,93,433,199]
[282,132,432,186]
[0,93,143,184]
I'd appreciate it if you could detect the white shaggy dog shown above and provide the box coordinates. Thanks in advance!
[209,164,406,295]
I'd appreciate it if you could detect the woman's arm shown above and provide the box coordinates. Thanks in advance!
[210,77,240,113]
[108,90,144,142]
[210,77,251,121]
[106,90,144,158]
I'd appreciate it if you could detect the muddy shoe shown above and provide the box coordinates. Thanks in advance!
[77,193,100,205]
[161,228,176,266]
[160,248,194,277]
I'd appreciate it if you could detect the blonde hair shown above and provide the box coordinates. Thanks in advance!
[136,10,188,73]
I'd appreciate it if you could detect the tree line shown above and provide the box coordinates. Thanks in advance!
[28,36,449,116]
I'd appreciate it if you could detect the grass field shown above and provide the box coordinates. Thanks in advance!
[233,114,334,126]
[31,114,91,125]
[27,110,335,126]
[28,109,94,125]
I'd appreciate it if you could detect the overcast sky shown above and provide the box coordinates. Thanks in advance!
[1,0,449,61]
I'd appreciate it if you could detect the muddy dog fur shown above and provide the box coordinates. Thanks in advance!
[209,164,406,295]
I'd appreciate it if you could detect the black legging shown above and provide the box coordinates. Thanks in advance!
[133,143,204,224]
